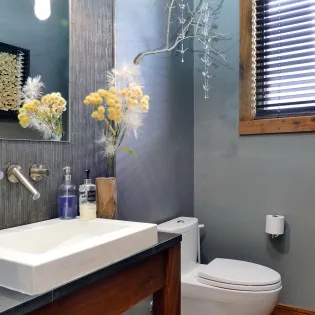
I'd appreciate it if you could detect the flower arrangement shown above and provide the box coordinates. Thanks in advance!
[18,76,66,141]
[0,52,22,111]
[83,64,150,177]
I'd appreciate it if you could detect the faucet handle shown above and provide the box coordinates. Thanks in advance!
[0,169,4,181]
[7,165,22,183]
[30,164,50,182]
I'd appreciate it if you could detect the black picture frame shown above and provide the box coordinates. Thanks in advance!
[0,42,30,121]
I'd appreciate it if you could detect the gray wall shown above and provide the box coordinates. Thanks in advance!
[0,0,112,229]
[116,0,194,224]
[194,0,315,309]
[0,0,69,140]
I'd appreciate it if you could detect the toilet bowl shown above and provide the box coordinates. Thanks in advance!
[158,217,282,315]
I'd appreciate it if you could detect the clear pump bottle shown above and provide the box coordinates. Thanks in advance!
[58,167,77,219]
[79,170,97,220]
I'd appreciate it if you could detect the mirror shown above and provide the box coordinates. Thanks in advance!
[0,0,69,141]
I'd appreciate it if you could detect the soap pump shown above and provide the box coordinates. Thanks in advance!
[58,166,77,219]
[79,170,97,220]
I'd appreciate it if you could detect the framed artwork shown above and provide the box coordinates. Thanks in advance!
[0,42,30,120]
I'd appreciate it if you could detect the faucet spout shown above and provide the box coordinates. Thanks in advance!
[7,165,40,200]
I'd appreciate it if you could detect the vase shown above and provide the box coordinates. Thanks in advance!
[95,177,117,219]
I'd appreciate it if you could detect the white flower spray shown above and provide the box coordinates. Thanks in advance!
[21,76,45,102]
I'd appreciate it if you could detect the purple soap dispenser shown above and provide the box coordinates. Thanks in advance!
[58,167,78,219]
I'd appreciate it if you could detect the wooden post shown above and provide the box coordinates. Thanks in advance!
[153,244,181,315]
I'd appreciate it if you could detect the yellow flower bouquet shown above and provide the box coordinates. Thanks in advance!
[18,76,66,141]
[83,64,150,177]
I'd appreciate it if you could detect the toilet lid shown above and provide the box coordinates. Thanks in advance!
[198,259,281,289]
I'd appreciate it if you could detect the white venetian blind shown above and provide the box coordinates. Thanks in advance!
[255,0,315,118]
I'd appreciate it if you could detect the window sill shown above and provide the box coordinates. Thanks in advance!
[239,116,315,135]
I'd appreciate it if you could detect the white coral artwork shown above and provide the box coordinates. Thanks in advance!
[0,52,23,110]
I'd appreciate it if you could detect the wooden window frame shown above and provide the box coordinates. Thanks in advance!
[239,0,315,135]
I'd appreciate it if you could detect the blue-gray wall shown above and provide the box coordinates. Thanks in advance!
[194,0,315,309]
[116,0,194,224]
[117,1,195,312]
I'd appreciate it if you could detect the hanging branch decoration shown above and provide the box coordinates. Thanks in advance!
[133,0,229,99]
[178,0,188,63]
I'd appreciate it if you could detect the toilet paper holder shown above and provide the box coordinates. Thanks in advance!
[266,214,285,239]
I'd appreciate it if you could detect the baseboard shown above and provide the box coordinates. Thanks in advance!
[273,304,315,315]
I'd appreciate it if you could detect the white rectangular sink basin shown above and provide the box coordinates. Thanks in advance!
[0,218,157,295]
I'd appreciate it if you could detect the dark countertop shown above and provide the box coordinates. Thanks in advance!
[0,232,181,315]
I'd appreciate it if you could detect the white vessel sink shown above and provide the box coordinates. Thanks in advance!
[0,218,157,295]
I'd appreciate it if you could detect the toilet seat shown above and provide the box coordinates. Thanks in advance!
[197,258,281,292]
[198,277,281,291]
[182,266,282,304]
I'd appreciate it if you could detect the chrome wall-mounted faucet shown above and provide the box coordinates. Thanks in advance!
[7,165,40,200]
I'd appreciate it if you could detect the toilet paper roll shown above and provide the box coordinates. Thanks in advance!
[265,215,285,235]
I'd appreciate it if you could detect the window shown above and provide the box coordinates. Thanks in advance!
[239,0,315,135]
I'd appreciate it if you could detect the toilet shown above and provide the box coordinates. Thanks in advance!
[158,217,282,315]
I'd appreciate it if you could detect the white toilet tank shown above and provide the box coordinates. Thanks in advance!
[158,217,199,274]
